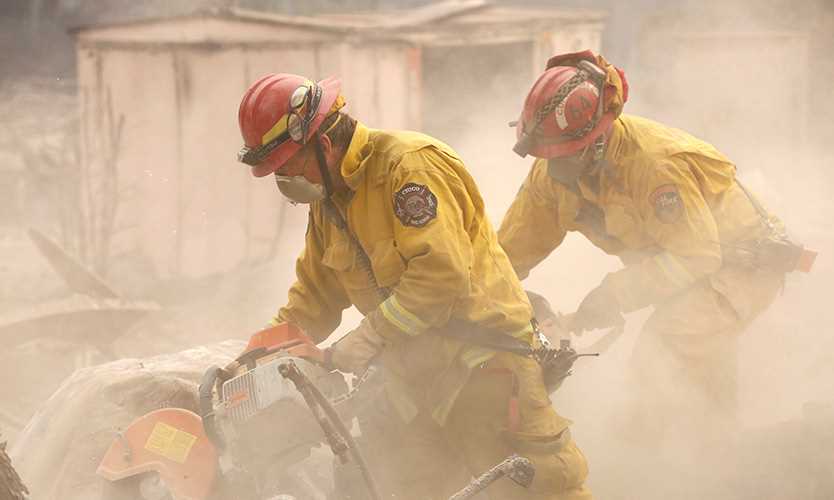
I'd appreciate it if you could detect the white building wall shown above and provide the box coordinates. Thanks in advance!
[75,11,606,280]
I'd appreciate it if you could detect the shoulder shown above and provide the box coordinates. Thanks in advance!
[359,129,466,190]
[623,155,690,197]
[370,129,460,169]
[617,114,732,167]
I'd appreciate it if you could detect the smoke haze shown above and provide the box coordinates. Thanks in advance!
[1,0,832,498]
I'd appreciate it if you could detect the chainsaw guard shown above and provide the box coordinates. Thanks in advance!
[97,408,218,500]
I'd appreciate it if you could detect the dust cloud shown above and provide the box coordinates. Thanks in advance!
[1,0,832,498]
[430,1,834,499]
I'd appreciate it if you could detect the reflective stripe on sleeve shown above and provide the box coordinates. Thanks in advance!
[653,251,697,289]
[379,295,429,336]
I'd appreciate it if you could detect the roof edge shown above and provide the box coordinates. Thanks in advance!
[68,6,359,35]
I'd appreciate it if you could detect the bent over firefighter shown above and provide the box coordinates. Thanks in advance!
[498,50,814,447]
[236,73,593,499]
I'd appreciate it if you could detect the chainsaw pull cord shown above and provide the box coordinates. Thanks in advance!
[279,361,383,500]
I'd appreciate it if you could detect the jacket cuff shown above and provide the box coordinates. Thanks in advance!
[370,295,429,341]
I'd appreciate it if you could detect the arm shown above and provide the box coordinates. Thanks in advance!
[601,158,722,312]
[272,210,352,343]
[497,159,568,280]
[369,147,477,338]
[329,147,482,372]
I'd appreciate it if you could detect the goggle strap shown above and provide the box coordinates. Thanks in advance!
[519,62,606,151]
[238,130,290,166]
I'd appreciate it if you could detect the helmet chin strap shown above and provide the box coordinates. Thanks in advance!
[313,130,336,198]
[592,134,606,163]
[548,133,608,193]
[585,134,608,177]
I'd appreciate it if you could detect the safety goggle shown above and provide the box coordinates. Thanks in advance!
[237,83,323,167]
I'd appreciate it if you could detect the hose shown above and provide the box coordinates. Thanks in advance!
[198,365,227,449]
[279,361,383,500]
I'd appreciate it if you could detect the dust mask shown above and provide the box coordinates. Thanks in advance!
[546,135,607,188]
[274,174,325,204]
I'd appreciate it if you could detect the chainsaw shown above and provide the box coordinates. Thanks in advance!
[96,324,539,500]
[97,323,383,500]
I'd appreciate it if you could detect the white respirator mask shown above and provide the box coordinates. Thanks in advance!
[274,174,326,204]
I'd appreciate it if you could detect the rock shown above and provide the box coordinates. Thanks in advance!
[9,340,244,500]
[0,439,28,500]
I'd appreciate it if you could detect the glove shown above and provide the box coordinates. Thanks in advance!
[326,318,386,374]
[573,284,624,332]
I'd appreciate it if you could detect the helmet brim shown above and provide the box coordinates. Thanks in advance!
[251,76,342,178]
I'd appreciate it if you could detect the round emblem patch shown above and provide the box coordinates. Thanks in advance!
[394,182,438,228]
[650,184,683,224]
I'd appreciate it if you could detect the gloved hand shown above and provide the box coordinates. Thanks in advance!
[325,318,386,374]
[573,284,624,332]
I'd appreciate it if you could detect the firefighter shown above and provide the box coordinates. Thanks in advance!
[236,73,593,500]
[498,51,795,444]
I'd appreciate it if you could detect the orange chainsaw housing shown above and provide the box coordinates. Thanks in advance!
[97,324,324,498]
[97,408,218,500]
[240,322,324,364]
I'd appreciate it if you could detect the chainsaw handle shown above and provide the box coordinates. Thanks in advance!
[198,365,231,449]
[235,343,326,368]
[296,343,326,365]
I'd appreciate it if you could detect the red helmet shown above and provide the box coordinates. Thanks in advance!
[513,60,615,159]
[238,73,342,177]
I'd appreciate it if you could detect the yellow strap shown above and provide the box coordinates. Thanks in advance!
[329,94,346,113]
[321,113,343,136]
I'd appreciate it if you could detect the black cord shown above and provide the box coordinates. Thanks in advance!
[280,361,383,500]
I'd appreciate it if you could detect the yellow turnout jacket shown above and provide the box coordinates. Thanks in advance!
[274,122,535,423]
[498,114,779,312]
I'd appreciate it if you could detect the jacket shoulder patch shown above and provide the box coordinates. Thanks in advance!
[649,184,683,223]
[394,183,438,228]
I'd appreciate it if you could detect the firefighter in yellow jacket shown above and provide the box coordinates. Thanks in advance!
[236,73,592,499]
[498,51,803,443]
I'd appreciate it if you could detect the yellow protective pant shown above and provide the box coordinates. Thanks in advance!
[347,353,592,500]
[626,264,784,445]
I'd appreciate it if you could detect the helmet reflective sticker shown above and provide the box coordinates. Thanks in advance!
[554,82,598,130]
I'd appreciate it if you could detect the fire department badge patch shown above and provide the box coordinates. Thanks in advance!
[394,182,438,228]
[650,184,683,224]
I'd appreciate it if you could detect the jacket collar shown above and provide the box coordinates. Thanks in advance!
[340,122,372,191]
